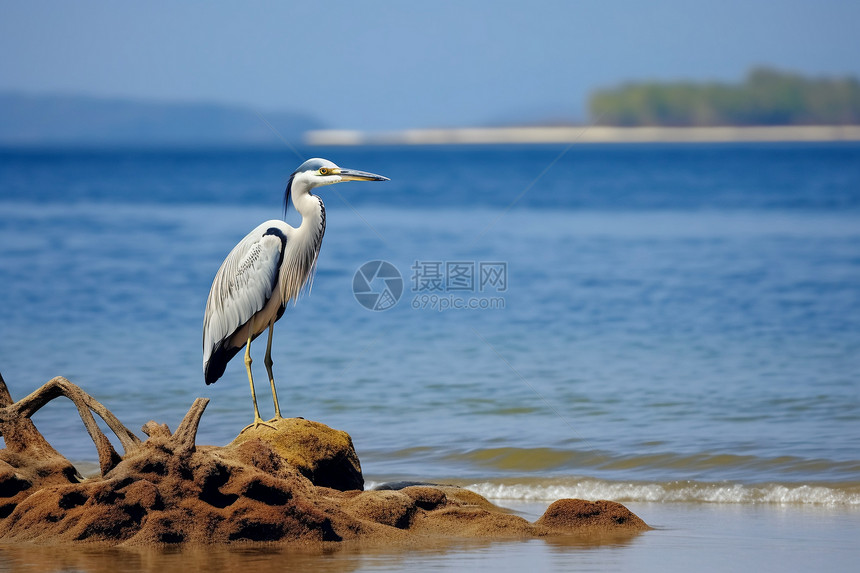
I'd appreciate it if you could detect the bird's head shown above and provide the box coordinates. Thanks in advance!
[284,157,389,213]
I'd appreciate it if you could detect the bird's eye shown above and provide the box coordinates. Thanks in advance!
[319,167,329,175]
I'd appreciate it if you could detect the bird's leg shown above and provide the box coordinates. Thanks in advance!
[241,331,276,433]
[264,322,283,422]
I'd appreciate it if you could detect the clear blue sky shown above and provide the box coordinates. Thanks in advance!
[2,0,859,131]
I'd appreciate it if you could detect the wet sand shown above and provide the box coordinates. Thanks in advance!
[1,501,856,572]
[305,125,860,145]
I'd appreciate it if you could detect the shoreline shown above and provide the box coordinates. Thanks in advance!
[1,503,857,572]
[305,125,860,146]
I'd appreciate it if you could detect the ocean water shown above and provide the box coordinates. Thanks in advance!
[1,143,859,569]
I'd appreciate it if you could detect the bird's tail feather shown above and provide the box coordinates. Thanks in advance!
[204,343,242,385]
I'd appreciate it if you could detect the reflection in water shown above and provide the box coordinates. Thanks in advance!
[0,532,645,573]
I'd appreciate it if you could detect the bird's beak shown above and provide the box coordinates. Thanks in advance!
[336,168,390,182]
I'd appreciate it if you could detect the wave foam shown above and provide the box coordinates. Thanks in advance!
[464,480,860,506]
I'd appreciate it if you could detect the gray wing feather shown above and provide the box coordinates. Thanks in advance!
[203,230,285,365]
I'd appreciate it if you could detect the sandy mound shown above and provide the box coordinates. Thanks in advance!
[0,377,650,546]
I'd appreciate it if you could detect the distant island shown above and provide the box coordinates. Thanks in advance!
[308,67,860,145]
[0,93,322,146]
[589,67,860,127]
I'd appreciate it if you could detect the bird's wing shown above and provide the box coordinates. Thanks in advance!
[203,226,287,370]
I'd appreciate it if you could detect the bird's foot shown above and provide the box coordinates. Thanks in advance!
[240,417,278,433]
[266,414,285,424]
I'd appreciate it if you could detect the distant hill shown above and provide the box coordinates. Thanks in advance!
[0,93,323,146]
[589,68,860,127]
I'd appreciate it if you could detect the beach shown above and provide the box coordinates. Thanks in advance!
[305,125,860,145]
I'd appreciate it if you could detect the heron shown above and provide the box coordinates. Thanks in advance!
[203,158,389,430]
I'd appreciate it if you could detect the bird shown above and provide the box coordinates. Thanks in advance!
[203,157,389,430]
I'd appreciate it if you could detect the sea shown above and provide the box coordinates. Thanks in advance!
[1,142,859,571]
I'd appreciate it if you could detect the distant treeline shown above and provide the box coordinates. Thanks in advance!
[589,68,860,126]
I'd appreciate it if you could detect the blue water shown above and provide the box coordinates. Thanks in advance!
[1,143,859,505]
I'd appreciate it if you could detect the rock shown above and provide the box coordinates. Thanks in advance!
[0,379,650,546]
[228,417,363,491]
[0,431,651,545]
[0,377,85,520]
[535,499,651,534]
[346,490,417,529]
[0,448,81,521]
[399,486,448,510]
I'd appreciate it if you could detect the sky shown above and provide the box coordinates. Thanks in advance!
[2,0,859,131]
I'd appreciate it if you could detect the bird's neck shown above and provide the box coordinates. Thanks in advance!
[278,188,326,304]
[291,188,326,237]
